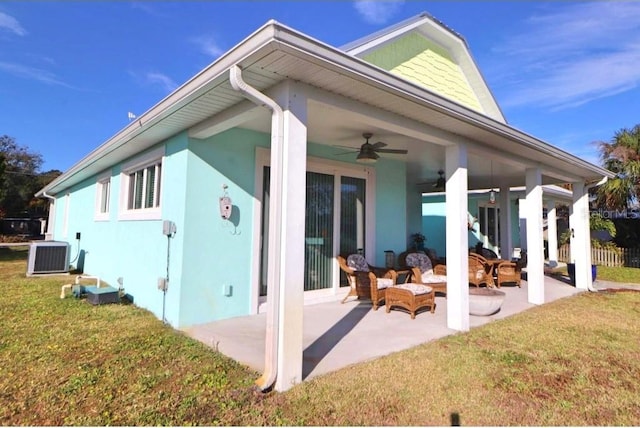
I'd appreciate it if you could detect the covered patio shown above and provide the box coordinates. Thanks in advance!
[183,273,582,381]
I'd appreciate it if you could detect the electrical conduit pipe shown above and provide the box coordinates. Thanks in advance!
[229,64,284,391]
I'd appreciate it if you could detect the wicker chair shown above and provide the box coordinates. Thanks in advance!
[404,252,447,296]
[337,254,397,310]
[468,254,494,287]
[495,261,522,288]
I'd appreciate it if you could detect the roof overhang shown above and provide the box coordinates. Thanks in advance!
[37,20,613,197]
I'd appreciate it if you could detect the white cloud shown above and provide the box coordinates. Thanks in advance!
[0,11,27,36]
[191,35,224,58]
[353,0,404,25]
[0,61,69,86]
[492,2,640,110]
[145,72,178,92]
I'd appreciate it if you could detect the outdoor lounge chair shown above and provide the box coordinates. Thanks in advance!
[404,252,447,296]
[337,254,396,310]
[495,261,522,288]
[468,254,494,287]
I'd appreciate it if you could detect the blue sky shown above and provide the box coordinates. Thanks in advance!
[1,1,639,172]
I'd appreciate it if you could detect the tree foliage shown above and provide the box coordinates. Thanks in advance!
[596,124,640,209]
[0,135,60,218]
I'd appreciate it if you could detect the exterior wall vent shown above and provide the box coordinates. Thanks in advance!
[27,241,70,275]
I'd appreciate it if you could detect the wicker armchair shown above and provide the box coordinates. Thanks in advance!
[337,254,397,310]
[468,254,494,287]
[495,261,522,288]
[404,252,447,296]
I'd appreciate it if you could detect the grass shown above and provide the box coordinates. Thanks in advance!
[596,265,640,283]
[2,246,640,425]
[550,264,640,284]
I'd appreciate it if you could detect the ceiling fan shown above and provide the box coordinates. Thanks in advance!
[337,132,408,163]
[418,169,446,191]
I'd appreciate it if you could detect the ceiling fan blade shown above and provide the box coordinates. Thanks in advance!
[376,148,408,154]
[334,150,359,156]
[371,141,387,149]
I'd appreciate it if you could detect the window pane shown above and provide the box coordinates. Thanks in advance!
[155,164,162,207]
[340,176,366,286]
[145,165,156,208]
[305,172,334,291]
[128,173,136,209]
[100,180,110,213]
[134,170,144,209]
[260,166,270,296]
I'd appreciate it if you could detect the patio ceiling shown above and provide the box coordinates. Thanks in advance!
[39,20,612,197]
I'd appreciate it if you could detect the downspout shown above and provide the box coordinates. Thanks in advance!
[42,191,56,241]
[583,176,609,292]
[229,64,283,391]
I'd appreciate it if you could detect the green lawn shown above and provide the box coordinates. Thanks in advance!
[2,246,640,425]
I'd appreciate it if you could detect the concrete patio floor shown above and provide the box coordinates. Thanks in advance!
[182,274,586,381]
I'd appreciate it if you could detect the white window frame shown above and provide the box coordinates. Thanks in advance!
[94,171,111,221]
[118,147,164,221]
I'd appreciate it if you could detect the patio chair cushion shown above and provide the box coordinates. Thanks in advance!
[346,254,369,272]
[377,277,393,289]
[406,252,434,275]
[421,273,447,284]
[392,283,433,296]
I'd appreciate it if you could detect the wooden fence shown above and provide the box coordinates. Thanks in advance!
[558,244,640,268]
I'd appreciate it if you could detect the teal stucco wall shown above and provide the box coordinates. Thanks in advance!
[51,127,410,327]
[421,193,522,258]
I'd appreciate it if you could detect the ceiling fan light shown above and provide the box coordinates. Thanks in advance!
[356,151,378,163]
[489,189,496,204]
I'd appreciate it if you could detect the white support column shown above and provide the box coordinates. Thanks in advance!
[570,181,592,290]
[445,143,469,332]
[547,198,559,267]
[498,182,512,259]
[525,168,545,304]
[271,82,307,391]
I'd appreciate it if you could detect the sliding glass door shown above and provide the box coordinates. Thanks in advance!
[260,167,367,295]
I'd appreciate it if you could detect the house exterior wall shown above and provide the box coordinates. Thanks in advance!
[362,32,483,113]
[422,193,522,257]
[50,126,409,328]
[49,134,190,326]
[178,128,270,326]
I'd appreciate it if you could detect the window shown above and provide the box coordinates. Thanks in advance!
[119,147,164,220]
[127,163,161,210]
[94,172,111,221]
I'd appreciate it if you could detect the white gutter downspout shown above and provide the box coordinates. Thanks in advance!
[584,176,609,292]
[42,191,56,241]
[229,64,284,392]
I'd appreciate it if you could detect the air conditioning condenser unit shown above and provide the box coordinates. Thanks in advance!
[27,241,70,275]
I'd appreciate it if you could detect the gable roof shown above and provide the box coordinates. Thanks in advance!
[37,17,612,197]
[342,12,505,122]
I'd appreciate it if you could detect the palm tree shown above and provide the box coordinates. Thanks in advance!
[596,124,640,210]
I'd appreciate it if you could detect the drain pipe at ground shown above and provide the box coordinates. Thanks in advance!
[229,64,284,392]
